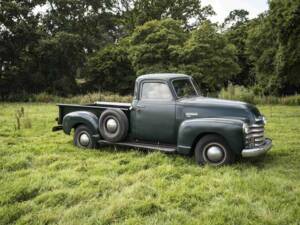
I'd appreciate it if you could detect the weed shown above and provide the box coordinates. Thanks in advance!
[13,107,32,130]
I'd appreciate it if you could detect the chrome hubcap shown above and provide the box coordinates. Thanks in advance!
[206,146,224,162]
[79,133,90,146]
[106,118,118,133]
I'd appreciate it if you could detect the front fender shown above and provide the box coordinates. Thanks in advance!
[62,111,99,135]
[177,118,244,155]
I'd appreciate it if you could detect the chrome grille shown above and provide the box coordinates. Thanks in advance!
[245,124,265,148]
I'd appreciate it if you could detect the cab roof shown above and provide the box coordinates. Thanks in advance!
[136,73,190,82]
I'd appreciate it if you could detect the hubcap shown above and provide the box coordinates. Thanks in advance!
[79,133,90,146]
[106,118,118,133]
[206,145,224,162]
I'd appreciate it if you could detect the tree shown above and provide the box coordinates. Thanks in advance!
[116,0,215,32]
[129,19,187,75]
[30,32,85,95]
[128,20,240,93]
[0,0,45,99]
[85,42,135,95]
[222,9,249,28]
[269,0,300,94]
[246,0,300,95]
[223,10,253,86]
[177,22,240,93]
[246,14,279,95]
[43,0,117,53]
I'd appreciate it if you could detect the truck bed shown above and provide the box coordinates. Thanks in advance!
[57,102,131,124]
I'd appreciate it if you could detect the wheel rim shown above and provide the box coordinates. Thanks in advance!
[203,143,226,164]
[106,118,118,133]
[79,133,90,146]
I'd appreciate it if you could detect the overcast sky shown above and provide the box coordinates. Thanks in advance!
[202,0,269,23]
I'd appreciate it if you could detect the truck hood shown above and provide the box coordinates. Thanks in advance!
[177,97,261,123]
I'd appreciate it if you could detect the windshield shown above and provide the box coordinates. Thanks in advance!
[172,79,199,98]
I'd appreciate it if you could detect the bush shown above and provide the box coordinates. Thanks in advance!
[218,84,256,104]
[32,92,57,103]
[218,84,300,105]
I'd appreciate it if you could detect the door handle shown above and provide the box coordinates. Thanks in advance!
[135,105,145,112]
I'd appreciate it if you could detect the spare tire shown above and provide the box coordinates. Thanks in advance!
[99,109,128,142]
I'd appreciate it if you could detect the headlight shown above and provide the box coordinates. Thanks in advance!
[243,123,250,134]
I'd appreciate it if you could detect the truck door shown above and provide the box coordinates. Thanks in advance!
[133,81,176,144]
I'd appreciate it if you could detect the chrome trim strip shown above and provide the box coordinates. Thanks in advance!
[178,145,191,150]
[246,133,264,138]
[247,128,264,133]
[242,138,272,157]
[249,124,264,128]
[254,136,265,142]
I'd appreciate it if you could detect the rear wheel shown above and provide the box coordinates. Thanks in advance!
[99,109,128,142]
[195,134,235,166]
[74,125,97,149]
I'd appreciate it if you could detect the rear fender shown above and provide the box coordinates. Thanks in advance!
[62,111,99,136]
[177,118,244,155]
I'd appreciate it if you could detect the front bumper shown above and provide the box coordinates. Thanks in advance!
[241,138,272,158]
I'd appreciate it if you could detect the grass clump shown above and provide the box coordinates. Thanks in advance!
[0,103,300,224]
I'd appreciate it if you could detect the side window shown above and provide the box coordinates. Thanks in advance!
[141,82,173,100]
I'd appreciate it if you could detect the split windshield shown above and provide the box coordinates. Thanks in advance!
[172,79,199,98]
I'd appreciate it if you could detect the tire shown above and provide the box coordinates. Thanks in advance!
[74,125,97,149]
[194,134,235,166]
[99,109,128,142]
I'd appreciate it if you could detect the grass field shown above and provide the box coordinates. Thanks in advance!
[0,103,300,225]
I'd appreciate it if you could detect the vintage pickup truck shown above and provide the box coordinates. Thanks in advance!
[53,73,272,166]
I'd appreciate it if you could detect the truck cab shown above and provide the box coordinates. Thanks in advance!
[53,73,272,166]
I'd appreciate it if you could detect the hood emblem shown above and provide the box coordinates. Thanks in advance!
[185,112,199,118]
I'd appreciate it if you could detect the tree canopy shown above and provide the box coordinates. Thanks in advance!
[178,22,240,93]
[128,19,187,76]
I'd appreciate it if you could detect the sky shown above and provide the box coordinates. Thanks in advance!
[202,0,269,23]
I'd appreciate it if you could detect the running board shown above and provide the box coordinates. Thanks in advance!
[98,140,177,152]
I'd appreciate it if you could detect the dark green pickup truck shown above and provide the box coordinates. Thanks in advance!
[53,73,272,166]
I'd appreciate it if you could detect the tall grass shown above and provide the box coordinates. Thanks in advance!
[1,104,300,225]
[219,84,300,105]
[31,92,133,104]
[2,88,300,105]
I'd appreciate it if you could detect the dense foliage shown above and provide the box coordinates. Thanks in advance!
[245,0,300,95]
[177,22,240,93]
[0,0,299,99]
[128,19,187,75]
[86,43,135,95]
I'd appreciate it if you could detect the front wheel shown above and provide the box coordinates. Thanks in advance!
[195,134,235,166]
[74,125,97,149]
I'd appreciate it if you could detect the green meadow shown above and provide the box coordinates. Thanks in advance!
[0,103,299,225]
